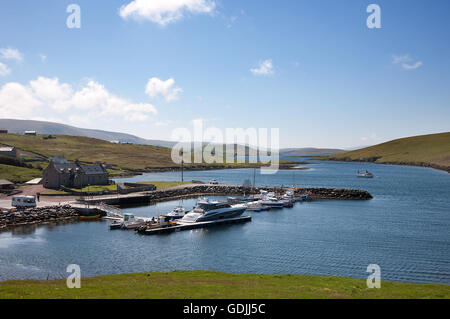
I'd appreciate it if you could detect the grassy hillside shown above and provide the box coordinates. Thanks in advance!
[0,271,448,299]
[0,134,269,181]
[329,132,450,172]
[0,134,173,170]
[0,118,176,147]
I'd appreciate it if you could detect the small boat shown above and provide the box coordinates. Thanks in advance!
[209,179,219,184]
[121,213,146,230]
[357,170,374,178]
[79,215,100,221]
[136,216,178,233]
[109,220,123,229]
[246,201,270,212]
[164,206,185,219]
[260,194,285,208]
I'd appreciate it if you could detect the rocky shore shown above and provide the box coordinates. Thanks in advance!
[0,205,79,231]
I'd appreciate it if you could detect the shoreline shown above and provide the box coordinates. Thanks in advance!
[110,162,311,178]
[323,158,450,174]
[1,270,448,298]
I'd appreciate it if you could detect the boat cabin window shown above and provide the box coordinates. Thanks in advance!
[197,202,231,210]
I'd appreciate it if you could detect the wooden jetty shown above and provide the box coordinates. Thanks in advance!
[138,216,252,235]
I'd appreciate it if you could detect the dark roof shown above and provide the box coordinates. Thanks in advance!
[51,162,107,175]
[53,163,79,172]
[80,164,107,175]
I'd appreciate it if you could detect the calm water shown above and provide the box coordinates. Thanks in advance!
[1,159,449,284]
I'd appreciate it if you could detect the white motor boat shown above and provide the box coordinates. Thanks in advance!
[121,213,146,229]
[179,198,247,224]
[260,193,285,208]
[165,206,185,219]
[357,170,374,178]
[246,201,271,212]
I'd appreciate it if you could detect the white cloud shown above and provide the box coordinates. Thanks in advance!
[250,59,274,76]
[392,54,411,64]
[39,54,47,62]
[402,61,423,70]
[0,62,11,76]
[0,47,23,61]
[392,54,422,70]
[30,77,73,109]
[0,77,158,122]
[145,77,182,102]
[119,0,216,26]
[0,82,43,118]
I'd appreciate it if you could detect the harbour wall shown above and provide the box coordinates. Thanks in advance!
[82,184,373,206]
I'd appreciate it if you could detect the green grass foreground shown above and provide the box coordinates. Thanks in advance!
[1,271,449,299]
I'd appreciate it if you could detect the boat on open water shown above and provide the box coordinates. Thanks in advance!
[357,170,374,178]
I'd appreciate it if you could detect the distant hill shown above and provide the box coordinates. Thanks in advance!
[329,132,450,173]
[280,148,345,156]
[0,119,177,148]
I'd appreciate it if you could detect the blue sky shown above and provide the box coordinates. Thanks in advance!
[0,0,449,148]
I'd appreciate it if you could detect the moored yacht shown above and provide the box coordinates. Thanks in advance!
[164,205,185,219]
[178,198,247,224]
[246,201,271,212]
[260,193,285,208]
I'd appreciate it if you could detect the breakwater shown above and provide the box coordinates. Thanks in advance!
[83,184,372,206]
[0,205,79,231]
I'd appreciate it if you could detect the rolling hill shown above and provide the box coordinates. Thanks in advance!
[0,119,176,148]
[329,132,450,172]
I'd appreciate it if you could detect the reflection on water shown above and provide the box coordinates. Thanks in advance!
[1,159,449,284]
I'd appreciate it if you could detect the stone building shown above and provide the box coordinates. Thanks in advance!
[43,160,109,189]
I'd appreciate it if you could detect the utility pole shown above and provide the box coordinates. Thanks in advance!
[179,149,184,182]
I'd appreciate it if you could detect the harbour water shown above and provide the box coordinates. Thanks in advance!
[1,159,449,284]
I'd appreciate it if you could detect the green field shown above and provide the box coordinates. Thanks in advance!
[71,181,190,192]
[0,164,42,183]
[138,181,192,189]
[0,271,448,299]
[329,132,450,172]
